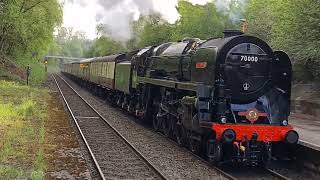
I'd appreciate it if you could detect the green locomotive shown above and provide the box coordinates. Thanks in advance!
[62,30,298,166]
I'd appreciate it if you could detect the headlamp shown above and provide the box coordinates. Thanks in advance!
[285,130,299,144]
[222,129,236,143]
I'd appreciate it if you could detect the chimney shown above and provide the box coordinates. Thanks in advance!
[240,19,248,33]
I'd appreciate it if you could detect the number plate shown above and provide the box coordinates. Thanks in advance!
[240,55,259,62]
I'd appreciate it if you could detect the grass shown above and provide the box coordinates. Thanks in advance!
[0,81,48,179]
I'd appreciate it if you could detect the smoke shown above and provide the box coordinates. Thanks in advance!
[95,0,157,42]
[63,0,247,41]
[65,0,87,6]
[215,0,231,11]
[215,0,248,23]
[95,0,180,42]
[190,0,248,23]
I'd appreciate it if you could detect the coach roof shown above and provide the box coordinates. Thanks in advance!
[89,54,127,63]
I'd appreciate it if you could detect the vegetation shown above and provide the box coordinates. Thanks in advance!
[49,27,92,58]
[172,1,236,40]
[132,14,175,48]
[85,36,126,57]
[0,0,62,85]
[0,81,48,179]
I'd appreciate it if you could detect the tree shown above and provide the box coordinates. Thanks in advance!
[51,27,91,57]
[0,0,62,64]
[85,36,126,57]
[134,14,174,48]
[172,1,235,40]
[245,0,275,42]
[246,0,320,80]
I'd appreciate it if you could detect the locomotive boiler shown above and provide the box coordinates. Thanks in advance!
[62,30,299,166]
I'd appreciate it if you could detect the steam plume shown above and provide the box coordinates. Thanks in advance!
[63,0,247,41]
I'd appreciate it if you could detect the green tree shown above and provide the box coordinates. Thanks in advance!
[135,14,174,48]
[245,0,275,42]
[51,27,91,57]
[85,36,126,57]
[0,0,62,62]
[246,0,320,80]
[172,1,235,40]
[0,0,62,85]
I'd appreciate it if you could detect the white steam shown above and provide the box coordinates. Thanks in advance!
[95,0,180,41]
[215,0,248,23]
[63,0,247,41]
[95,0,155,41]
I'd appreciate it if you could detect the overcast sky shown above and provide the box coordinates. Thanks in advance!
[62,0,230,40]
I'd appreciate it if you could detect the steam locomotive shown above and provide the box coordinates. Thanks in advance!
[62,30,299,166]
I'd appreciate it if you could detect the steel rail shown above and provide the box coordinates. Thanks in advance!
[55,74,168,180]
[266,168,291,180]
[52,75,106,180]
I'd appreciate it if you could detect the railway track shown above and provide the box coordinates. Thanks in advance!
[220,162,291,180]
[54,74,291,180]
[52,74,167,180]
[265,168,291,180]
